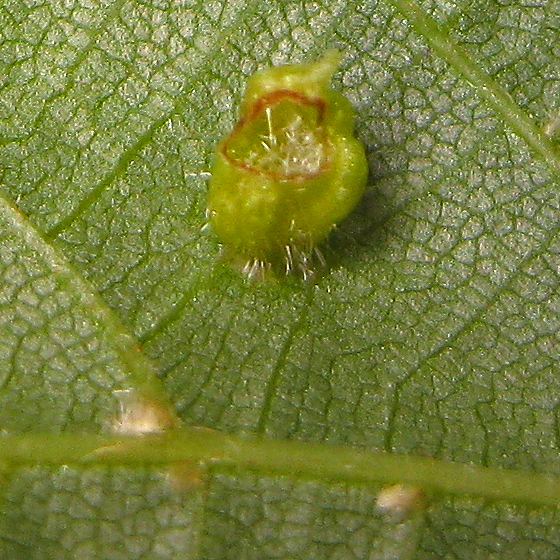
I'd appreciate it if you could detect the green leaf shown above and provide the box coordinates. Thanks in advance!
[0,196,166,432]
[1,0,560,558]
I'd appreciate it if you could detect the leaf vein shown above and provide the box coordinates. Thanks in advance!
[45,0,263,237]
[389,0,560,174]
[385,222,560,450]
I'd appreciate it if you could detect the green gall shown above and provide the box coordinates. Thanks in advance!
[207,50,368,279]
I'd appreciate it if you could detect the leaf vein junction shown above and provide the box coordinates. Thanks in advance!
[3,429,560,508]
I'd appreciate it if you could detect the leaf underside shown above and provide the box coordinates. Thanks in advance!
[0,0,559,558]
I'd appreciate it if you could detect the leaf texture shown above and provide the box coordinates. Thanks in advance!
[1,0,560,557]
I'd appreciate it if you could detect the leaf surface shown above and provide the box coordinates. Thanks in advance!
[1,0,560,557]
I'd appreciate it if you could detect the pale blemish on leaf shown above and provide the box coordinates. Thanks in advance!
[111,389,177,436]
[376,484,425,521]
[167,461,207,493]
[543,114,560,139]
